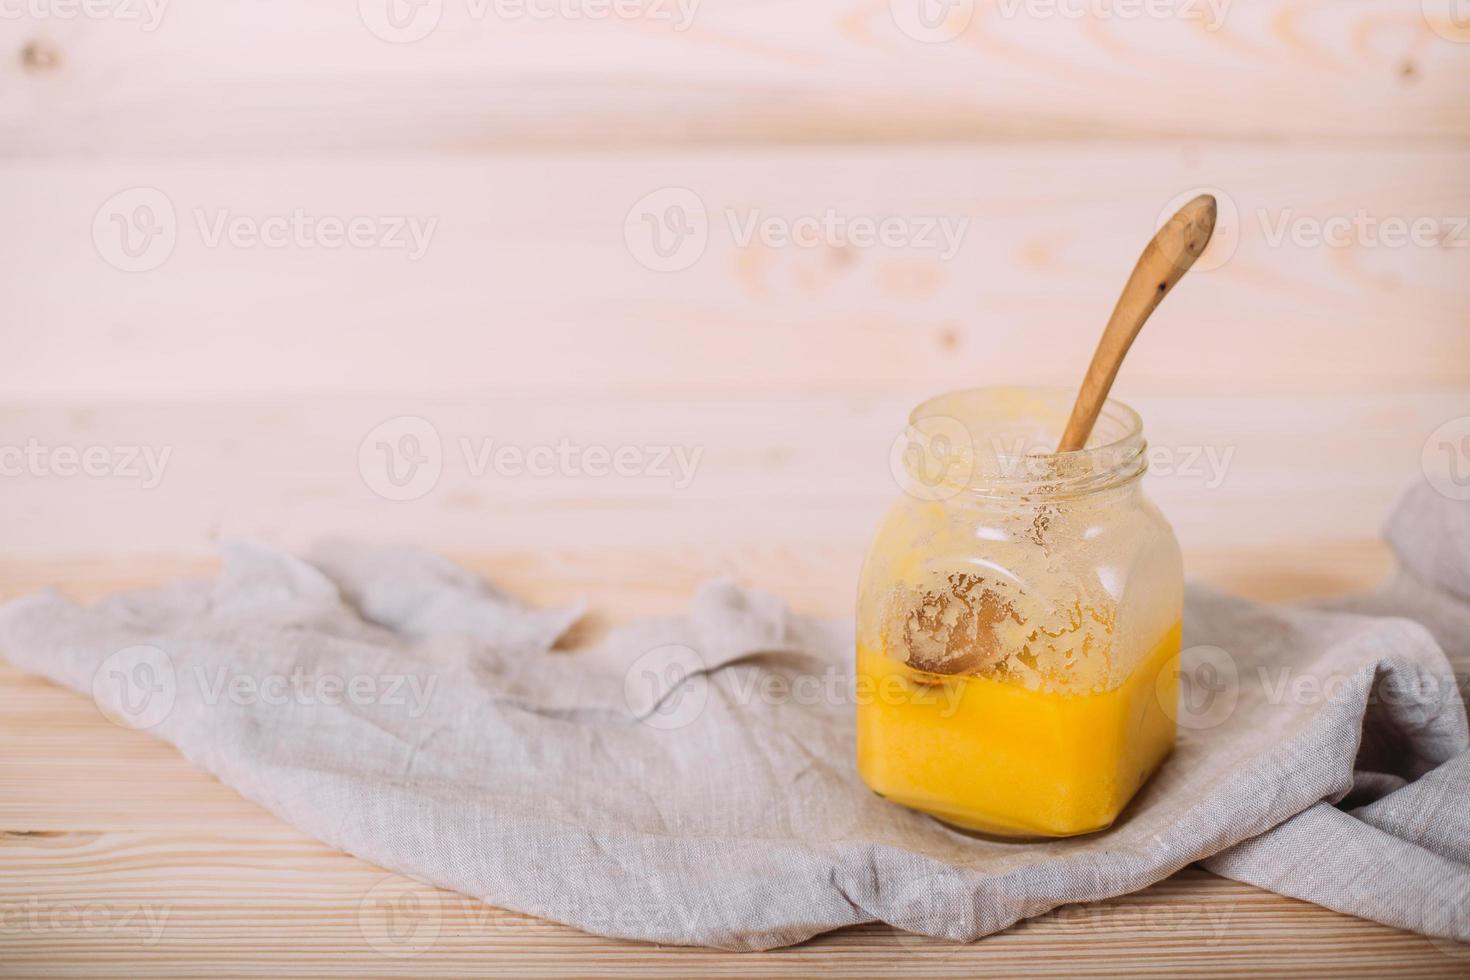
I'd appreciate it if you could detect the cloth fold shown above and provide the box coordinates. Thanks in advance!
[1,484,1466,951]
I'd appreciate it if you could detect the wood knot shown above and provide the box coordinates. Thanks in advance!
[21,39,62,73]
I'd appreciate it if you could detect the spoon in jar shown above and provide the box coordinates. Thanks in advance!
[1056,194,1218,452]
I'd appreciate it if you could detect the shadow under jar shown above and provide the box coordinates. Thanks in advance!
[856,387,1183,838]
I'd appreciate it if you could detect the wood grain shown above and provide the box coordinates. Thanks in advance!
[3,1,1468,153]
[4,147,1468,401]
[0,391,1461,561]
[2,825,1462,978]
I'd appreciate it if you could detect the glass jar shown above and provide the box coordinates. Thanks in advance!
[855,386,1183,838]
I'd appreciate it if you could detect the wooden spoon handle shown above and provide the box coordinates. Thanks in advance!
[1056,194,1218,452]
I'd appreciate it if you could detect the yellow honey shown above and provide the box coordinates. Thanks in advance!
[856,623,1181,838]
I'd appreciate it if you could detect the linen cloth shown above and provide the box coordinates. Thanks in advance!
[1,483,1466,951]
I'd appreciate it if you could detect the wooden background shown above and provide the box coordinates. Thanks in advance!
[3,0,1470,974]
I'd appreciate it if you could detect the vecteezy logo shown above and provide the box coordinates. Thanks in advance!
[1159,644,1239,731]
[358,876,443,958]
[359,0,443,43]
[91,645,177,730]
[887,870,973,958]
[93,187,177,272]
[624,644,708,730]
[623,187,709,272]
[1410,887,1470,962]
[889,414,975,502]
[889,0,975,43]
[1423,416,1470,501]
[358,416,443,501]
[1155,186,1239,273]
[1423,0,1470,43]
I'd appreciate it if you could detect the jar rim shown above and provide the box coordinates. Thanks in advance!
[902,385,1147,498]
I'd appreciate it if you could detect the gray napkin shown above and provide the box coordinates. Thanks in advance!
[1,484,1466,951]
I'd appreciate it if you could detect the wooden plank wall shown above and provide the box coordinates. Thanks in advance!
[1,1,1467,597]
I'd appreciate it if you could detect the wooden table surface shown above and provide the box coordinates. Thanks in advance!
[3,533,1468,977]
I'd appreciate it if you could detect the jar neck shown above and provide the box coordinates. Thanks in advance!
[897,386,1148,503]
